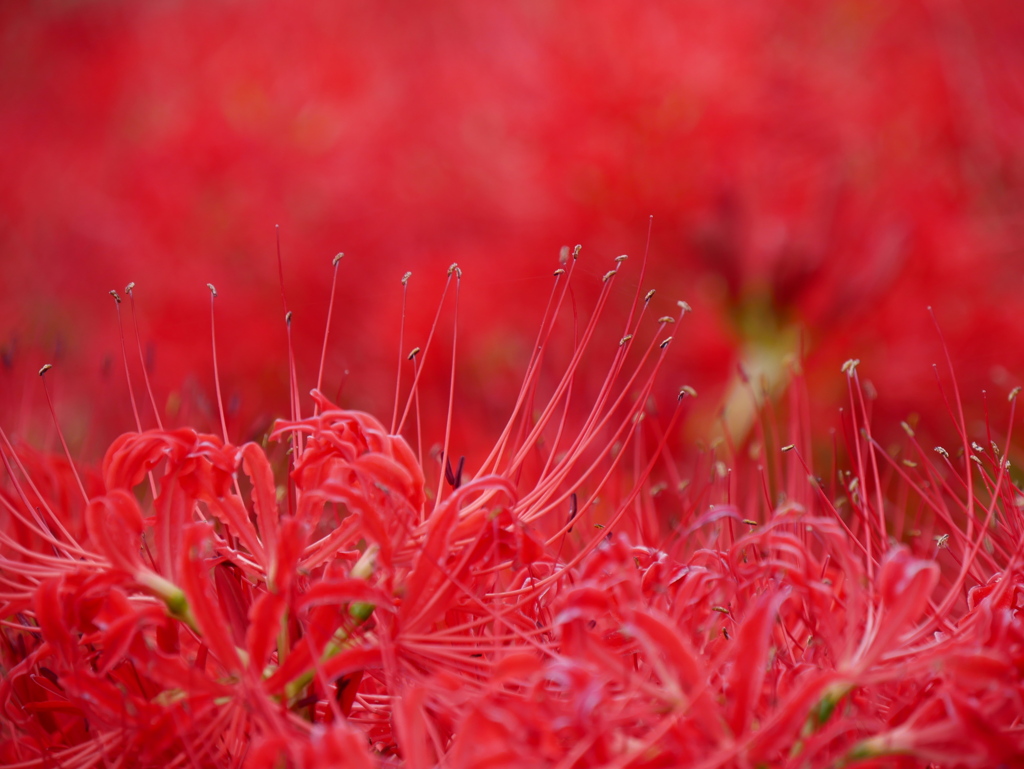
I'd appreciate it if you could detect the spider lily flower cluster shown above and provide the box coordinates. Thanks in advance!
[2,251,1024,769]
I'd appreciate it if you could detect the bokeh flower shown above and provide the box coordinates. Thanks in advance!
[2,0,1023,449]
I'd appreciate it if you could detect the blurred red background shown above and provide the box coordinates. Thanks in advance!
[2,0,1023,457]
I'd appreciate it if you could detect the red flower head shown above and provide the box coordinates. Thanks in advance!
[3,250,1024,767]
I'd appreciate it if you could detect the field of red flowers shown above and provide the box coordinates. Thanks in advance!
[3,1,1024,767]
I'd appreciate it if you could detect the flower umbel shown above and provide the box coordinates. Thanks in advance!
[2,252,1024,768]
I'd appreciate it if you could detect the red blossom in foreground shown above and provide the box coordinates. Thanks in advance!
[3,255,1024,768]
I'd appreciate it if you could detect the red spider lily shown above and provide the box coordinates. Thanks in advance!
[3,251,1024,768]
[0,254,681,766]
